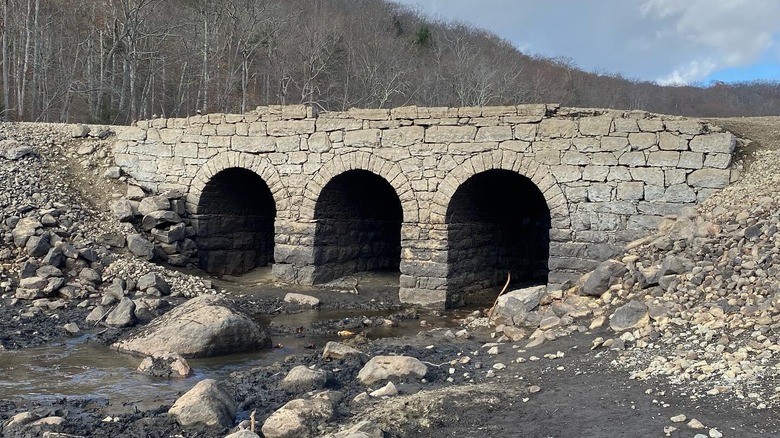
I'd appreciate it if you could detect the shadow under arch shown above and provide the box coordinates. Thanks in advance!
[195,167,276,275]
[445,169,551,306]
[311,169,403,284]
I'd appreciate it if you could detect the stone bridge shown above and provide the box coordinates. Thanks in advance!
[113,104,737,308]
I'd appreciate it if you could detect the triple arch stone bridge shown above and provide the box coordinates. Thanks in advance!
[113,104,737,308]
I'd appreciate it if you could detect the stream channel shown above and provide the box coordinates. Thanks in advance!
[0,270,474,416]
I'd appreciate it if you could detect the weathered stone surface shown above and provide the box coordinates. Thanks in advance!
[581,259,627,297]
[138,195,171,215]
[688,169,730,188]
[284,292,320,308]
[262,392,338,438]
[127,234,155,260]
[169,379,236,428]
[282,365,327,390]
[110,199,135,222]
[113,295,271,358]
[609,300,649,331]
[105,297,137,328]
[325,420,384,438]
[137,272,171,295]
[322,341,364,361]
[491,285,546,326]
[357,356,427,385]
[138,352,193,378]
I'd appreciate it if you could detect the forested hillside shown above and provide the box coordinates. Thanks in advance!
[2,0,779,124]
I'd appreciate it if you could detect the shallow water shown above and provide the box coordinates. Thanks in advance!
[0,308,462,415]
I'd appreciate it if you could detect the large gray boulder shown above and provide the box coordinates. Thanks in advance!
[491,285,546,326]
[580,259,627,297]
[261,392,339,438]
[609,300,649,332]
[357,356,427,386]
[169,379,235,428]
[127,234,155,260]
[112,295,271,358]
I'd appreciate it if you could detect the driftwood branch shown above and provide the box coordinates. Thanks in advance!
[487,273,511,320]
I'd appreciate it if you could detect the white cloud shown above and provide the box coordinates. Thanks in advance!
[656,59,718,86]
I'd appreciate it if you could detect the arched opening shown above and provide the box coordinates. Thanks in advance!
[195,168,276,276]
[446,169,550,305]
[312,169,403,283]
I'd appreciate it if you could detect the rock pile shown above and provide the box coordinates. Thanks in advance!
[110,187,198,266]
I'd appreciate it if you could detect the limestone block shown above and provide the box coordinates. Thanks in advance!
[687,168,730,188]
[658,132,688,151]
[664,169,686,185]
[309,132,332,152]
[382,126,424,146]
[551,165,581,183]
[644,185,665,201]
[617,182,644,200]
[637,119,664,132]
[232,136,275,153]
[539,119,578,138]
[601,136,629,151]
[536,150,561,165]
[117,126,147,141]
[267,120,315,136]
[665,119,704,135]
[647,151,680,167]
[678,151,703,169]
[689,133,736,153]
[514,124,538,141]
[207,136,231,148]
[587,184,613,202]
[475,126,512,142]
[578,116,613,136]
[448,142,496,154]
[627,214,663,230]
[618,151,646,167]
[390,106,418,119]
[216,124,236,136]
[607,166,632,181]
[572,137,601,153]
[499,140,530,152]
[313,119,358,134]
[424,126,477,143]
[589,152,618,166]
[703,153,731,169]
[630,167,664,185]
[561,150,589,166]
[276,136,301,152]
[342,129,380,147]
[248,121,267,136]
[481,105,518,117]
[582,165,610,182]
[664,184,696,203]
[235,122,249,136]
[628,132,657,150]
[613,118,639,133]
[281,104,309,119]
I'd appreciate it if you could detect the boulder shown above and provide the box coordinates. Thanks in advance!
[491,285,546,326]
[141,210,182,231]
[127,234,155,260]
[105,297,137,328]
[112,295,271,358]
[12,217,41,247]
[42,246,65,267]
[325,420,384,438]
[137,272,171,295]
[610,300,649,332]
[322,341,364,361]
[169,379,235,428]
[138,352,193,378]
[71,124,90,138]
[104,166,122,179]
[284,293,320,308]
[225,431,261,438]
[357,356,427,385]
[580,259,627,297]
[282,365,327,390]
[261,392,338,438]
[26,235,51,257]
[0,139,34,160]
[138,195,171,216]
[110,199,135,222]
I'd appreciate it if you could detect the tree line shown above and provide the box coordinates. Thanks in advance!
[1,0,778,125]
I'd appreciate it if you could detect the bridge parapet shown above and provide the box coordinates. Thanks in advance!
[113,104,737,307]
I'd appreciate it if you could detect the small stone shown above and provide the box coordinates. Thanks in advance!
[709,428,723,438]
[670,414,686,423]
[688,418,705,429]
[529,385,541,394]
[63,322,80,335]
[284,292,320,308]
[369,381,398,398]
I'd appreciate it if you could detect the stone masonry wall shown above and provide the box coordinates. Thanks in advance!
[112,104,737,308]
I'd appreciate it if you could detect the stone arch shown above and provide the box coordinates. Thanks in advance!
[299,151,419,223]
[185,151,290,275]
[430,151,569,228]
[186,151,290,218]
[431,151,570,305]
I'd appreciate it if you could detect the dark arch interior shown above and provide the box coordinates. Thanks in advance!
[446,169,551,305]
[195,168,276,276]
[312,169,402,283]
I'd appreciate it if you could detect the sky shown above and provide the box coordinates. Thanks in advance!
[392,0,780,86]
